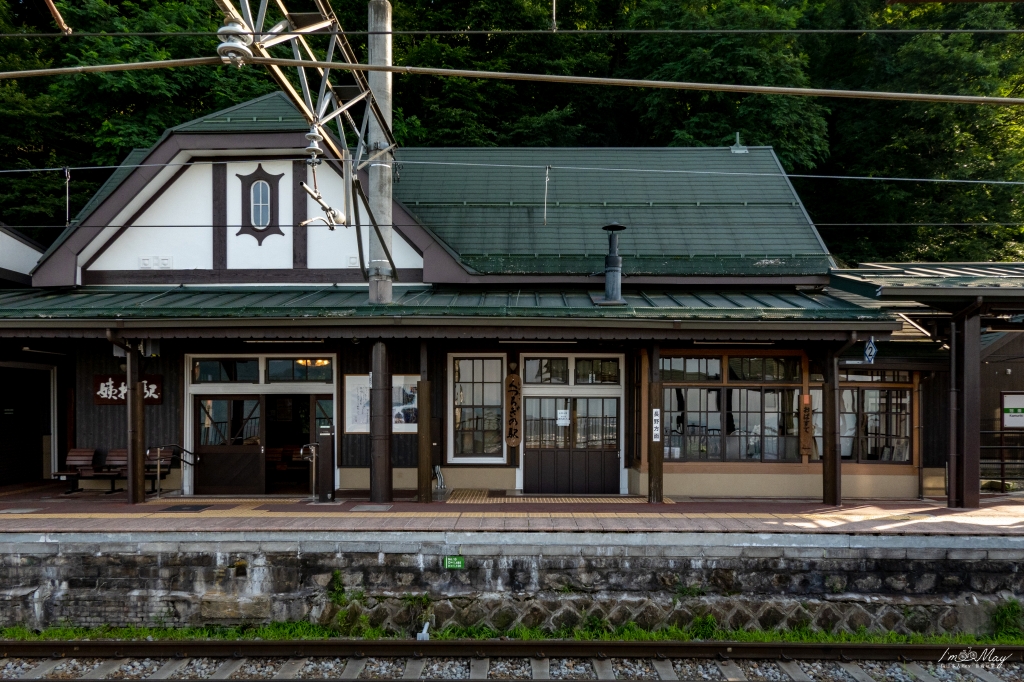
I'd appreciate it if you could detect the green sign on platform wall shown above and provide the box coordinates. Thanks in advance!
[444,555,466,570]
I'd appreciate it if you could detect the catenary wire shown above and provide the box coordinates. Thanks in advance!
[4,157,1024,187]
[3,55,1024,107]
[4,29,1024,37]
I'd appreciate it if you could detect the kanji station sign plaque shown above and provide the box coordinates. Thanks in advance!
[93,375,163,405]
[504,373,522,448]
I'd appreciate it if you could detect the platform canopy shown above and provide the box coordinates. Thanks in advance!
[0,285,898,340]
[829,262,1024,306]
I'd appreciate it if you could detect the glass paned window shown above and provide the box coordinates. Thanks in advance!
[524,357,568,384]
[575,398,619,448]
[267,358,332,382]
[726,388,763,460]
[192,358,259,383]
[251,180,270,228]
[575,358,620,384]
[198,399,261,446]
[810,388,823,460]
[840,369,910,383]
[661,357,722,382]
[833,388,911,463]
[664,387,722,460]
[453,357,503,456]
[524,397,571,449]
[762,388,799,461]
[729,357,800,382]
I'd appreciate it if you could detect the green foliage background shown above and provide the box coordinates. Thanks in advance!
[3,0,1024,263]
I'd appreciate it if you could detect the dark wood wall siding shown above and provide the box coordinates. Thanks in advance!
[339,340,420,467]
[982,334,1024,429]
[920,370,950,469]
[74,341,181,458]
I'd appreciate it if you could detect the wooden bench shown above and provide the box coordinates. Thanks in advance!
[53,449,98,494]
[95,449,128,493]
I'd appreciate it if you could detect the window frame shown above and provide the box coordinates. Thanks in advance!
[251,180,271,229]
[809,372,914,464]
[661,352,803,464]
[446,353,507,465]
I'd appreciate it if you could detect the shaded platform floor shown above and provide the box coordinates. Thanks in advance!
[1,482,1023,535]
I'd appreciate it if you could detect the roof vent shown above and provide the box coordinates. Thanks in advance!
[731,132,748,154]
[595,222,627,306]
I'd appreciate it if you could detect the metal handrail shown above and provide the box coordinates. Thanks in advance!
[144,445,197,499]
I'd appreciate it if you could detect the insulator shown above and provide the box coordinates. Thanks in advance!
[216,20,253,65]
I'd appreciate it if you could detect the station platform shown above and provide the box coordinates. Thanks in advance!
[1,482,1022,535]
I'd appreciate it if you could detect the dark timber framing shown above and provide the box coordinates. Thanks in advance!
[293,160,307,270]
[212,163,227,271]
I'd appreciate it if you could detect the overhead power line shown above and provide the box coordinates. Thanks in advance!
[5,28,1024,37]
[5,157,1024,187]
[2,55,1024,107]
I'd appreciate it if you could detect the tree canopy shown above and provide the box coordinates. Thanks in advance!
[2,0,1024,264]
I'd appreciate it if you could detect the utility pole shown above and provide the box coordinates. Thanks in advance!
[368,0,393,306]
[368,0,394,503]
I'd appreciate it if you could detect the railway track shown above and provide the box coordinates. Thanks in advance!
[0,641,1019,680]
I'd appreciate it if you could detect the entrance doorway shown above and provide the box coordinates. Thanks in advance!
[194,394,333,495]
[522,397,620,494]
[0,366,51,486]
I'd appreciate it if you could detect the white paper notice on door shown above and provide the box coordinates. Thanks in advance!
[556,409,570,427]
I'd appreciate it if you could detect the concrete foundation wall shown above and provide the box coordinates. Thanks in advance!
[0,532,1019,634]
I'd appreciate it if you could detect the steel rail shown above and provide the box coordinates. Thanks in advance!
[0,640,1021,661]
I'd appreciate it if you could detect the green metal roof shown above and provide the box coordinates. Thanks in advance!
[830,262,1024,300]
[32,147,153,272]
[170,92,310,133]
[394,147,831,276]
[0,286,891,323]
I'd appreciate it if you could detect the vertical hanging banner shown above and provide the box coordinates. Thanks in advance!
[652,408,661,442]
[504,373,523,447]
[800,393,813,456]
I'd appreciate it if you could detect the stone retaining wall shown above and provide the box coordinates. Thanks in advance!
[0,532,1019,634]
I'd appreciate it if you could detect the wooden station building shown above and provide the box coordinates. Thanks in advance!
[0,93,1019,507]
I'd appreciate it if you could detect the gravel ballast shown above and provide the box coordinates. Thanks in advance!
[798,661,855,682]
[488,658,532,680]
[361,657,406,679]
[297,657,348,679]
[672,659,724,680]
[549,658,596,680]
[419,657,470,679]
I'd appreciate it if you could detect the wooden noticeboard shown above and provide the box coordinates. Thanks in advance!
[504,373,522,448]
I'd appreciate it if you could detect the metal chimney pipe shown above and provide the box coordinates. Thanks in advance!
[368,0,393,305]
[598,222,627,305]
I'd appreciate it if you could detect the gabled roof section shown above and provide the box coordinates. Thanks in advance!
[171,92,309,134]
[394,147,833,277]
[32,147,152,272]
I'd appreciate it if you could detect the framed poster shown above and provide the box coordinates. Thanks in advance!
[1003,392,1024,430]
[345,374,419,434]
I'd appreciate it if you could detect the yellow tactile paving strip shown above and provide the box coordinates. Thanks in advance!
[446,489,673,504]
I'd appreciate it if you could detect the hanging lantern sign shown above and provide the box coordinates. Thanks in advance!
[504,373,523,448]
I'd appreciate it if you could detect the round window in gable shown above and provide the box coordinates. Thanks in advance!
[251,180,270,228]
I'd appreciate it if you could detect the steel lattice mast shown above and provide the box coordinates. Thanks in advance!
[213,0,397,299]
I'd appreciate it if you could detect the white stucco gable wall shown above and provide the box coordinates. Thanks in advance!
[304,163,422,270]
[0,229,43,275]
[91,163,213,271]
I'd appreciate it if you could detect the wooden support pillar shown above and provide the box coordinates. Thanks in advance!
[648,344,663,504]
[954,306,981,508]
[823,334,855,507]
[370,340,393,503]
[822,347,840,506]
[126,344,145,504]
[417,341,432,503]
[948,320,958,508]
